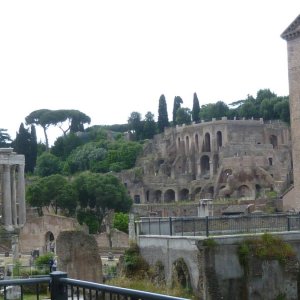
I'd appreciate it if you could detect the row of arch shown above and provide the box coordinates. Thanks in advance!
[133,183,261,204]
[177,131,223,154]
[177,130,280,155]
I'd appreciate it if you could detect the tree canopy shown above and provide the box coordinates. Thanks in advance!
[157,94,169,133]
[25,109,91,149]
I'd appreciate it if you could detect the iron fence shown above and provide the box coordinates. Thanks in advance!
[136,213,300,237]
[0,272,189,300]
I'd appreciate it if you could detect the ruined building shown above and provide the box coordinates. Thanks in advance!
[120,117,292,207]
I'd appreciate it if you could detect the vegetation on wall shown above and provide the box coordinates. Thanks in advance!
[238,233,296,273]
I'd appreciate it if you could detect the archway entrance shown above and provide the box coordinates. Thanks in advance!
[45,231,55,253]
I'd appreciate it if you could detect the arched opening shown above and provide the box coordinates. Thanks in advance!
[154,190,162,203]
[146,190,150,202]
[270,135,278,149]
[238,185,251,198]
[164,189,175,203]
[193,187,202,200]
[202,132,211,152]
[134,195,141,204]
[45,231,55,253]
[195,134,199,151]
[172,258,192,292]
[216,131,222,148]
[207,186,214,198]
[185,136,190,153]
[179,189,189,201]
[268,157,273,166]
[177,137,181,149]
[255,184,261,198]
[201,155,210,176]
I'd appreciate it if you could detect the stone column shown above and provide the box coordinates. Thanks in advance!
[282,16,300,210]
[17,164,26,226]
[11,165,17,227]
[3,164,13,230]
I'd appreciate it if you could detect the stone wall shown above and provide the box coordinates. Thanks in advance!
[94,229,129,250]
[19,214,82,254]
[119,118,292,208]
[138,232,300,299]
[56,231,102,283]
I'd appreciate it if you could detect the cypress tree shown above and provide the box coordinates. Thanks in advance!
[192,92,201,123]
[13,123,32,172]
[172,96,183,125]
[157,94,169,133]
[28,125,38,173]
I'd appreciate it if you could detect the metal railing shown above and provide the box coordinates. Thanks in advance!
[0,271,189,300]
[136,213,300,237]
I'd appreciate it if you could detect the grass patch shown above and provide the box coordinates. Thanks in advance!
[108,276,195,299]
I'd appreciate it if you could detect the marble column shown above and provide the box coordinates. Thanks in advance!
[17,164,26,226]
[11,165,17,227]
[3,164,12,230]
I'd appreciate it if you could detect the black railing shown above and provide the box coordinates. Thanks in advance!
[0,272,189,300]
[136,213,300,237]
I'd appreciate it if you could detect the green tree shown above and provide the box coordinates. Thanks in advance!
[26,175,77,216]
[128,112,143,140]
[192,92,200,123]
[0,128,12,147]
[13,123,32,173]
[72,172,132,232]
[13,124,38,173]
[274,97,290,123]
[260,98,277,120]
[113,212,129,233]
[157,94,169,133]
[25,109,91,149]
[29,125,38,173]
[143,112,156,139]
[172,96,183,125]
[200,101,229,120]
[51,133,83,160]
[35,152,63,177]
[66,142,107,174]
[176,107,192,125]
[238,101,258,119]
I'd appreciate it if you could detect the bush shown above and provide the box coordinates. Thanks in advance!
[113,212,129,233]
[34,252,55,268]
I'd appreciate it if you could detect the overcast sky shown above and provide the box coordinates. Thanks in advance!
[0,1,299,145]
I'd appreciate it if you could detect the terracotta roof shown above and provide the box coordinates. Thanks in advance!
[281,14,300,41]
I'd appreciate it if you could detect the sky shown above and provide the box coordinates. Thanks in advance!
[0,1,299,145]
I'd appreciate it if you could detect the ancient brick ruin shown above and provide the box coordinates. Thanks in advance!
[120,117,292,205]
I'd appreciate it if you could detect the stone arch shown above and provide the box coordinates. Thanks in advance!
[153,190,162,203]
[201,155,210,176]
[268,157,273,166]
[216,131,222,148]
[45,231,55,253]
[238,185,251,198]
[164,189,175,203]
[195,134,199,151]
[193,187,202,200]
[172,258,192,292]
[134,195,141,204]
[179,188,189,201]
[202,132,211,152]
[270,135,278,149]
[185,136,190,154]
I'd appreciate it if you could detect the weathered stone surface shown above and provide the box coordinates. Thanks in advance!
[56,231,102,283]
[118,119,292,210]
[19,214,82,254]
